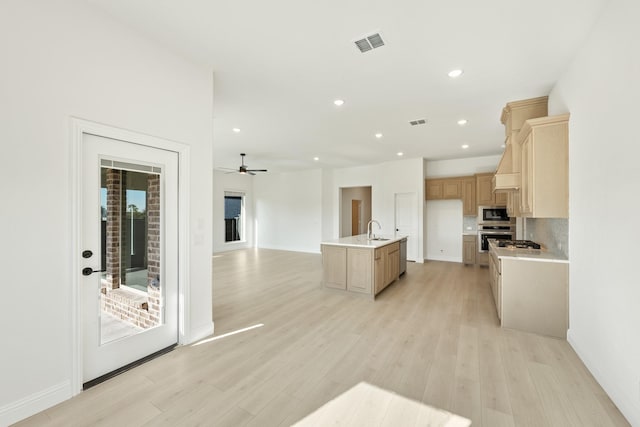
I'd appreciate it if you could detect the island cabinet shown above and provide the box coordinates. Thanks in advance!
[321,246,347,290]
[346,248,373,294]
[321,239,402,298]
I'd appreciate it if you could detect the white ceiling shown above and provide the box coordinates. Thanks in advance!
[89,0,606,172]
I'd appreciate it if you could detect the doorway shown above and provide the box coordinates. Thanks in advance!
[80,133,179,385]
[340,186,372,237]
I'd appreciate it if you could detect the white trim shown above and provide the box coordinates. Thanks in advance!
[567,330,638,427]
[186,321,216,345]
[69,117,191,394]
[0,381,71,426]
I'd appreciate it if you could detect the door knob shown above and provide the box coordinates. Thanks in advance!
[82,267,106,276]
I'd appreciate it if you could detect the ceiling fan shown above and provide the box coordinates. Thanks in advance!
[222,153,268,175]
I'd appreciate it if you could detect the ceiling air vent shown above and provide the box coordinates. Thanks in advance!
[409,119,427,126]
[354,32,385,53]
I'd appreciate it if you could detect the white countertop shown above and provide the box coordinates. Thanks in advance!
[321,234,407,249]
[489,240,568,263]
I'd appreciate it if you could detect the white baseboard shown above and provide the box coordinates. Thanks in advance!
[567,329,638,426]
[0,380,71,426]
[185,320,215,345]
[425,255,462,263]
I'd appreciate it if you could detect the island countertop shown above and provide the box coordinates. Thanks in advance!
[321,234,407,249]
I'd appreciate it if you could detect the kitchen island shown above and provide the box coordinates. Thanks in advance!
[488,240,569,338]
[321,235,407,298]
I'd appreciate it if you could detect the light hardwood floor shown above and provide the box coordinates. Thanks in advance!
[17,249,630,426]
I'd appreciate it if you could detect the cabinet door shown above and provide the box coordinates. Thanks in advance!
[322,246,347,289]
[386,249,400,284]
[520,134,533,215]
[346,248,372,294]
[494,191,508,205]
[507,190,520,217]
[425,179,443,200]
[462,177,476,215]
[476,173,494,206]
[374,249,385,294]
[442,179,462,199]
[462,236,476,265]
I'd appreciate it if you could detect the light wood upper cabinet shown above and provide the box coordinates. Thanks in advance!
[425,179,444,199]
[501,96,548,139]
[462,177,476,215]
[476,173,504,206]
[425,178,462,200]
[516,114,569,218]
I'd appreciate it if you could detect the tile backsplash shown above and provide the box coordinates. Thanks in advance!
[463,216,477,232]
[525,217,569,258]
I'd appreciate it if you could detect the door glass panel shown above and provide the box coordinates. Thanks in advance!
[99,166,163,345]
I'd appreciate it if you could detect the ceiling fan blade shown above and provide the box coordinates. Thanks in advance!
[246,169,268,172]
[224,171,238,174]
[217,167,236,171]
[248,171,256,176]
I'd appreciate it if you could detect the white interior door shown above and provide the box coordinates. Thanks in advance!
[395,192,418,261]
[81,133,178,385]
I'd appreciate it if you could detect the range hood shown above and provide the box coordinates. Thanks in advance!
[493,142,520,192]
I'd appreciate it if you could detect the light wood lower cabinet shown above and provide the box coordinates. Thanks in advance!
[346,248,373,294]
[322,241,401,298]
[462,235,476,265]
[489,247,568,338]
[385,243,400,285]
[321,245,347,289]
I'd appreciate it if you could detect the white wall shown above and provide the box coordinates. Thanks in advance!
[426,200,464,262]
[253,169,323,253]
[340,186,372,237]
[547,0,639,424]
[426,155,501,178]
[332,158,426,262]
[213,170,253,252]
[0,1,213,424]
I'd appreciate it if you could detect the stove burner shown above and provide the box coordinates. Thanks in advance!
[497,240,541,249]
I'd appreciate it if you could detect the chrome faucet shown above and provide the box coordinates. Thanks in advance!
[367,220,381,240]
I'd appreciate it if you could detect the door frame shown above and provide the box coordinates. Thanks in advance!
[69,117,190,396]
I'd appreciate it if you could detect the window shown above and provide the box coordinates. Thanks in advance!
[224,192,245,242]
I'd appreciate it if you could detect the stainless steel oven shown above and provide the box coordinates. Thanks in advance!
[478,225,515,252]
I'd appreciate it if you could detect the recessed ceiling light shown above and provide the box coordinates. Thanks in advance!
[375,133,383,139]
[448,69,464,78]
[313,157,320,161]
[457,119,468,126]
[334,99,345,106]
[232,128,241,133]
[397,152,404,157]
[501,144,506,148]
[461,144,469,149]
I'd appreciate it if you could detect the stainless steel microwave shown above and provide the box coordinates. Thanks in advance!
[478,205,511,224]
